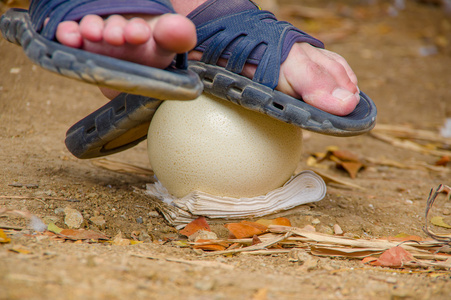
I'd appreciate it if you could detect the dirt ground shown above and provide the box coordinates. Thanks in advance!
[1,0,451,299]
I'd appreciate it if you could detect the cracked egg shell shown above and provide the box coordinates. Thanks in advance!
[147,94,303,198]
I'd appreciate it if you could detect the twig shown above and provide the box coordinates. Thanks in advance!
[0,195,79,202]
[0,224,24,230]
[203,231,293,256]
[370,132,451,157]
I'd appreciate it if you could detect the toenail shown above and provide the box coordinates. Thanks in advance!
[332,88,354,102]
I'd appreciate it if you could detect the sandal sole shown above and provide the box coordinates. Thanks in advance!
[189,61,377,136]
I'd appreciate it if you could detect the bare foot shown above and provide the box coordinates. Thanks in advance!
[173,0,360,116]
[55,13,196,99]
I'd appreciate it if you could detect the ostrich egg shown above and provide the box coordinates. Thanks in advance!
[147,94,303,198]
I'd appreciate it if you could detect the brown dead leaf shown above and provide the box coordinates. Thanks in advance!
[340,161,364,179]
[252,235,262,245]
[332,150,361,162]
[313,148,365,179]
[192,239,228,251]
[226,242,242,251]
[435,156,450,167]
[371,246,415,268]
[362,257,378,264]
[225,221,268,239]
[256,217,291,227]
[179,216,211,237]
[312,169,365,190]
[59,229,109,241]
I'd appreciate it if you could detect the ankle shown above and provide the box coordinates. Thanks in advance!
[171,0,207,16]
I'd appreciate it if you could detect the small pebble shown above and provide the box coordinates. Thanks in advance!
[136,217,143,224]
[302,225,316,232]
[10,67,21,74]
[333,224,344,236]
[189,230,218,242]
[148,211,160,218]
[195,279,215,291]
[311,218,321,225]
[64,207,83,229]
[386,277,398,284]
[90,216,106,227]
[54,207,65,215]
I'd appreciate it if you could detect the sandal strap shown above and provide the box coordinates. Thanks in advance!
[188,0,324,89]
[29,0,174,40]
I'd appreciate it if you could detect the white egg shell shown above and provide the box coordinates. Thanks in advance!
[147,94,303,198]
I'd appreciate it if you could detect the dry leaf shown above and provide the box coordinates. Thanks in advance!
[225,221,268,239]
[47,222,63,234]
[362,257,378,264]
[60,229,109,241]
[312,169,365,190]
[179,216,211,237]
[388,233,423,242]
[252,235,263,245]
[9,247,32,254]
[310,245,383,258]
[431,216,451,229]
[312,148,366,179]
[371,246,415,268]
[0,229,11,243]
[435,156,450,167]
[112,232,131,245]
[332,150,361,162]
[255,217,291,227]
[192,239,229,251]
[340,161,364,179]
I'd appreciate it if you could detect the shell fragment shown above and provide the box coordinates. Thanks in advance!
[146,170,326,227]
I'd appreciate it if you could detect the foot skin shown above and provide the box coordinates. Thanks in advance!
[188,44,360,116]
[55,6,359,116]
[172,0,360,116]
[55,13,197,99]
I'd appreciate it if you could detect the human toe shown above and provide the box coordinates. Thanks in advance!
[103,15,128,46]
[79,15,104,42]
[124,18,152,45]
[153,14,196,54]
[55,21,83,48]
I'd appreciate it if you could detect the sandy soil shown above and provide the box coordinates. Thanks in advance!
[1,0,451,299]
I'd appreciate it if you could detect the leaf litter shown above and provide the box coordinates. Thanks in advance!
[1,137,449,275]
[172,204,451,271]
